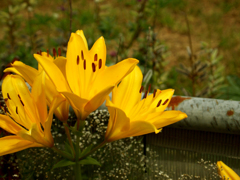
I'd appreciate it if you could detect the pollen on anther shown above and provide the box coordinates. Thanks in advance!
[157,100,162,107]
[7,93,11,100]
[81,50,84,60]
[53,48,56,57]
[77,56,80,65]
[153,89,157,98]
[94,54,98,61]
[143,90,148,99]
[139,86,144,93]
[39,50,42,55]
[92,63,96,72]
[16,107,18,114]
[83,60,86,70]
[162,99,169,105]
[148,84,151,93]
[99,59,102,69]
[20,99,24,106]
[47,49,49,57]
[58,47,61,56]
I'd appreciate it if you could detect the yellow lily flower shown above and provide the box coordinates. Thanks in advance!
[0,74,62,156]
[104,66,187,142]
[34,30,138,120]
[217,161,240,180]
[4,52,70,122]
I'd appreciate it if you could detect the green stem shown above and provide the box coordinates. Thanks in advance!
[51,146,74,161]
[63,122,76,157]
[75,132,82,180]
[79,140,107,161]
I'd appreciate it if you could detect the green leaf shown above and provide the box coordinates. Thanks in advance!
[80,144,93,158]
[64,141,74,155]
[79,157,101,166]
[52,159,76,170]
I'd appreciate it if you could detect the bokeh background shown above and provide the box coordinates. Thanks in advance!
[0,0,240,99]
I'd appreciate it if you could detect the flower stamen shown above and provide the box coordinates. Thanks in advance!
[83,60,86,70]
[148,84,151,93]
[143,90,148,99]
[153,89,157,98]
[77,56,80,65]
[20,99,24,106]
[139,86,144,93]
[7,93,11,100]
[92,63,96,72]
[99,59,102,69]
[58,47,61,56]
[94,54,98,61]
[53,48,56,57]
[47,49,49,57]
[162,99,169,105]
[81,50,84,60]
[157,100,162,107]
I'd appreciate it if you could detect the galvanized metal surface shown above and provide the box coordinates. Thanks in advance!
[167,96,240,135]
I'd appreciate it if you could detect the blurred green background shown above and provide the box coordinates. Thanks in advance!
[0,0,240,99]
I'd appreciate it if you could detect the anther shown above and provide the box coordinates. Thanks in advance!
[99,59,102,69]
[92,63,96,72]
[83,60,86,70]
[157,100,162,107]
[153,89,157,98]
[53,48,56,57]
[58,47,61,56]
[20,99,24,106]
[39,50,42,55]
[16,107,18,114]
[11,58,19,64]
[4,98,8,102]
[143,90,148,99]
[94,54,98,61]
[18,94,21,99]
[36,51,40,55]
[139,86,144,93]
[47,49,49,57]
[7,93,11,100]
[77,56,80,65]
[148,84,151,93]
[81,50,84,60]
[162,99,169,105]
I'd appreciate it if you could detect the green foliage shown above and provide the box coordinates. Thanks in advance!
[218,75,240,101]
[52,159,75,170]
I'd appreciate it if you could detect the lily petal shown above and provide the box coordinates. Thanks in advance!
[105,96,130,142]
[0,136,43,156]
[66,32,90,96]
[34,54,70,92]
[0,115,23,134]
[44,95,65,141]
[93,58,139,97]
[76,30,88,50]
[60,92,88,119]
[2,75,38,129]
[149,110,188,127]
[89,36,106,70]
[31,71,47,126]
[84,85,113,116]
[112,65,142,114]
[217,161,240,180]
[4,61,38,86]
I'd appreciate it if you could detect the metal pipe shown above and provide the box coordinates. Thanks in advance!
[166,96,240,135]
